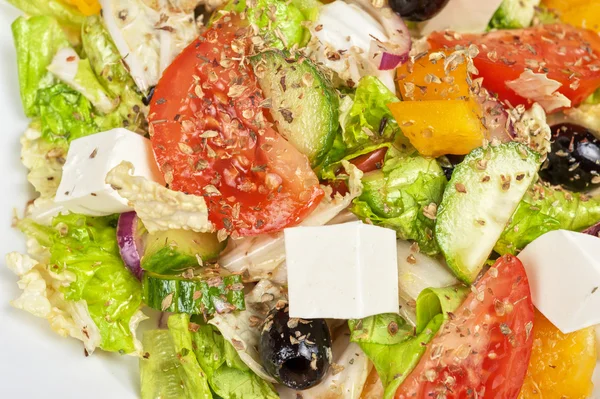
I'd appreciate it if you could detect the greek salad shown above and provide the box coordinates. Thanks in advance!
[4,0,600,398]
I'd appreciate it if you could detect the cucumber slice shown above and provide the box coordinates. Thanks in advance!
[251,50,338,166]
[435,142,540,284]
[142,271,245,315]
[142,230,227,274]
[140,330,187,399]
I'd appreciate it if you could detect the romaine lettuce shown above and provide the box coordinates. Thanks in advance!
[7,0,86,30]
[19,214,144,354]
[163,314,278,399]
[167,314,212,399]
[341,76,402,150]
[349,286,468,399]
[351,154,447,255]
[141,330,189,399]
[495,184,600,255]
[220,0,308,48]
[12,16,70,117]
[36,83,98,144]
[81,15,147,132]
[192,323,279,399]
[488,0,539,30]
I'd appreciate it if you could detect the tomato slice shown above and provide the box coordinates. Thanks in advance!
[148,17,323,236]
[428,24,600,109]
[395,255,535,399]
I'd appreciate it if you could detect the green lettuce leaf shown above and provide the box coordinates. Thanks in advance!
[47,48,117,114]
[192,323,279,399]
[167,314,213,399]
[341,76,402,150]
[12,16,70,117]
[19,214,143,353]
[36,83,98,144]
[82,15,147,132]
[165,314,278,399]
[141,330,189,399]
[7,0,85,30]
[495,184,600,255]
[351,154,447,255]
[349,287,468,399]
[221,0,308,49]
[488,0,538,30]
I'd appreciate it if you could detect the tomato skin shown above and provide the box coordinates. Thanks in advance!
[329,148,388,196]
[148,17,323,236]
[428,24,600,110]
[395,255,534,399]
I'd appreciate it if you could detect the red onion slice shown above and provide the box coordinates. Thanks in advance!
[350,0,411,71]
[117,211,146,280]
[583,222,600,238]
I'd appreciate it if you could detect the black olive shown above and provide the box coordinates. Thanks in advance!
[539,123,600,192]
[142,86,156,106]
[439,154,465,180]
[259,305,332,390]
[389,0,451,21]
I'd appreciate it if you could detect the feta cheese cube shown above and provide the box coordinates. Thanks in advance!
[518,230,600,333]
[55,128,164,215]
[285,221,399,319]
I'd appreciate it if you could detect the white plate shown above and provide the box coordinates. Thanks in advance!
[0,3,599,398]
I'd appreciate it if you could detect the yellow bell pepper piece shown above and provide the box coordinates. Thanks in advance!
[561,2,600,32]
[397,51,472,101]
[387,99,485,157]
[518,311,596,399]
[62,0,101,16]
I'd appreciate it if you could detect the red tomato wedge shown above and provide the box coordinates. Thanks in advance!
[148,17,323,236]
[428,24,600,110]
[395,255,535,399]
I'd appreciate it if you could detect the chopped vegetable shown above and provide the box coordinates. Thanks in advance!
[116,212,146,280]
[397,50,473,101]
[11,16,69,117]
[148,16,323,236]
[167,314,212,399]
[428,24,600,109]
[488,0,540,30]
[518,311,596,399]
[351,154,447,255]
[349,286,468,399]
[436,142,540,283]
[341,76,402,151]
[495,184,600,255]
[387,99,486,157]
[394,255,534,398]
[62,0,100,15]
[142,271,245,316]
[7,0,86,30]
[18,214,145,354]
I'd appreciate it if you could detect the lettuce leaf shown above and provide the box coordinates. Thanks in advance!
[7,0,85,30]
[341,76,402,150]
[351,154,447,255]
[164,314,278,399]
[81,15,147,132]
[167,314,213,399]
[141,330,189,399]
[19,214,144,354]
[192,323,279,399]
[221,0,308,48]
[349,287,468,399]
[12,16,70,117]
[36,83,98,144]
[495,184,600,255]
